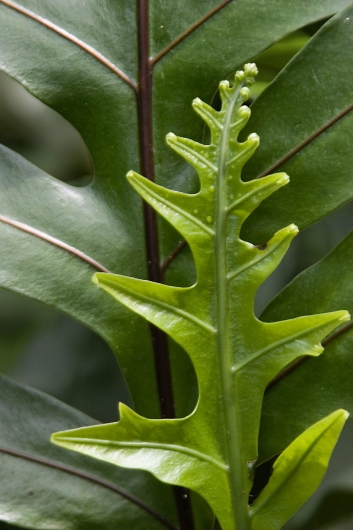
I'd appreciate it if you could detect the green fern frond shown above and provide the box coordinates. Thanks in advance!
[52,64,349,530]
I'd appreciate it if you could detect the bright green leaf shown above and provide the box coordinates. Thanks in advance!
[0,0,350,421]
[53,66,348,530]
[250,410,348,530]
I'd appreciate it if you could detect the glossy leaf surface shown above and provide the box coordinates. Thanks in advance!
[0,0,350,420]
[243,4,353,243]
[53,67,348,530]
[259,229,353,463]
[0,373,179,530]
[1,1,353,527]
[250,410,348,530]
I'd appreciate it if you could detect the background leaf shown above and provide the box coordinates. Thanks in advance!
[259,229,353,463]
[0,373,180,530]
[242,4,353,243]
[0,0,350,419]
[0,1,353,527]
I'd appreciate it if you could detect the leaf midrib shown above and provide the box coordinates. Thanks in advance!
[257,102,353,179]
[56,437,227,471]
[215,81,252,529]
[99,278,216,335]
[0,214,109,272]
[0,0,138,90]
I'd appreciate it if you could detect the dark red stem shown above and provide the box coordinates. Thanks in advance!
[136,2,195,528]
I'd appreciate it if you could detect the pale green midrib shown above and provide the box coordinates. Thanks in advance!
[216,84,252,530]
[55,437,227,471]
[100,280,216,334]
[249,420,339,517]
[227,237,284,283]
[131,177,215,237]
[233,320,330,374]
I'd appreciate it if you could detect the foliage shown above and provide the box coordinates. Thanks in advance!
[52,64,349,530]
[0,1,353,529]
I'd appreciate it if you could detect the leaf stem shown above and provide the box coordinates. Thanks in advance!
[137,0,175,419]
[136,2,195,528]
[216,85,251,530]
[161,240,187,275]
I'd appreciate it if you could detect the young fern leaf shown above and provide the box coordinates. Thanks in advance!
[52,65,349,530]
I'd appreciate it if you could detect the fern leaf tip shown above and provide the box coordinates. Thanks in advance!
[244,62,258,77]
[248,132,260,145]
[276,173,290,186]
[240,86,251,100]
[92,272,111,286]
[339,311,351,322]
[289,223,299,233]
[126,170,141,183]
[336,409,350,420]
[219,79,230,90]
[166,132,177,146]
[239,105,251,118]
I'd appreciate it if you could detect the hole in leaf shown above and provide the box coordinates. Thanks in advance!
[169,337,198,418]
[249,454,278,505]
[0,71,94,186]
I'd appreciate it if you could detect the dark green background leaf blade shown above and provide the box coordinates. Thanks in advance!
[0,372,179,530]
[0,0,350,421]
[259,229,353,463]
[1,6,353,521]
[242,3,353,243]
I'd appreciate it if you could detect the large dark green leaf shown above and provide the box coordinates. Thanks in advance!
[243,4,353,243]
[0,0,350,418]
[0,1,353,525]
[0,373,179,530]
[259,229,353,462]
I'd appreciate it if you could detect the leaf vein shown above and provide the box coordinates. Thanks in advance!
[151,0,233,65]
[0,445,178,530]
[0,0,137,91]
[0,214,109,272]
[58,438,227,472]
[105,280,216,335]
[135,179,215,237]
[235,321,329,373]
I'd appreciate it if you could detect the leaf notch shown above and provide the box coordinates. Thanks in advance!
[53,64,349,530]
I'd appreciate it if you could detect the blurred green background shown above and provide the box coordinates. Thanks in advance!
[0,25,353,530]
